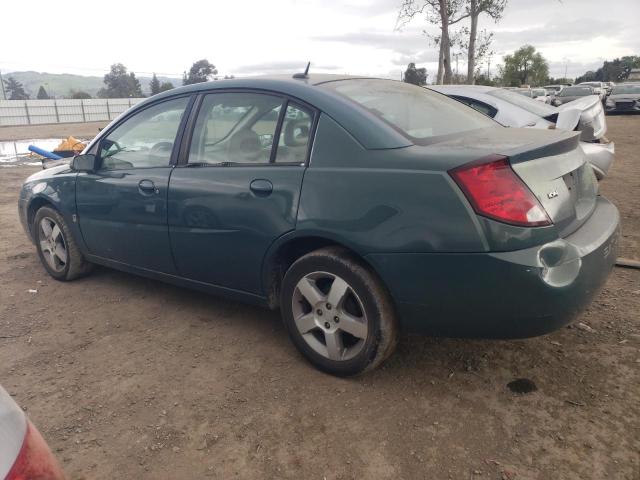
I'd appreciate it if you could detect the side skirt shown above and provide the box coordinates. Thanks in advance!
[85,254,269,308]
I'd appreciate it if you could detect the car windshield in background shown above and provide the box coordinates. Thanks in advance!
[320,79,497,142]
[559,86,593,97]
[487,88,556,116]
[611,85,640,94]
[580,82,601,88]
[532,89,547,97]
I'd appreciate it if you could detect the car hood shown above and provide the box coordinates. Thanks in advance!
[555,95,606,141]
[24,164,72,183]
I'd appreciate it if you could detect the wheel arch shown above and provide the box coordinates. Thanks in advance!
[26,196,58,241]
[261,231,387,309]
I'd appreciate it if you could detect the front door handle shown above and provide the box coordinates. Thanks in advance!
[138,179,157,195]
[250,179,273,197]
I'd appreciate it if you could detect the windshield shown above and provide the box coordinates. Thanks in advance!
[580,82,601,88]
[611,85,640,94]
[487,88,556,116]
[560,86,593,96]
[320,79,497,142]
[532,89,547,97]
[514,88,532,97]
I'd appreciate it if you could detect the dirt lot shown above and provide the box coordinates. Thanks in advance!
[0,116,638,480]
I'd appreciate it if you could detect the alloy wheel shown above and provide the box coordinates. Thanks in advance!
[38,217,68,273]
[292,271,369,361]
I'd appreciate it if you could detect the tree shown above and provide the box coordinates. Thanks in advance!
[36,85,50,99]
[499,45,549,87]
[69,90,92,99]
[404,63,428,85]
[97,63,143,98]
[397,0,470,84]
[3,77,29,100]
[464,0,506,84]
[158,81,174,93]
[150,73,161,95]
[574,56,640,83]
[183,59,218,85]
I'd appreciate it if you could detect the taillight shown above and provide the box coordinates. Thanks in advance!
[449,154,551,227]
[6,422,65,480]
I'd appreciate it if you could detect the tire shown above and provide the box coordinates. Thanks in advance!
[280,246,398,376]
[33,206,93,281]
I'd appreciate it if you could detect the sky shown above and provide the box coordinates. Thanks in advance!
[2,0,638,81]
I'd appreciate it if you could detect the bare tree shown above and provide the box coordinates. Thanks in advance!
[465,0,506,84]
[397,0,469,84]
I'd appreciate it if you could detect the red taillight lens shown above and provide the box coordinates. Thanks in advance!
[449,154,551,227]
[6,422,65,480]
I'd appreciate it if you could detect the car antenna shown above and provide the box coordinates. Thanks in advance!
[293,62,311,79]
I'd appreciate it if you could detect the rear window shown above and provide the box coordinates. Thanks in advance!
[320,79,496,142]
[559,86,593,96]
[487,88,556,117]
[611,85,640,94]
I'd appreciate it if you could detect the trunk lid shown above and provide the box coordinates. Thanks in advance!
[427,127,598,237]
[505,131,598,236]
[554,95,606,140]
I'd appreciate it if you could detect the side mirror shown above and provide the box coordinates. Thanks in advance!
[71,154,98,172]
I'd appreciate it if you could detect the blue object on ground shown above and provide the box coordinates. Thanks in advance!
[28,145,63,160]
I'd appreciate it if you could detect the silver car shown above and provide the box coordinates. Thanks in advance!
[428,85,614,180]
[605,84,640,113]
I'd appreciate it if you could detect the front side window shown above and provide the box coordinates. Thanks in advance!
[189,93,283,165]
[100,97,189,170]
[321,79,497,143]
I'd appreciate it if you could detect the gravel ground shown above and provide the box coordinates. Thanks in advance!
[0,116,638,480]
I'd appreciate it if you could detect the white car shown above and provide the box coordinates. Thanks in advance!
[427,85,615,180]
[513,87,552,104]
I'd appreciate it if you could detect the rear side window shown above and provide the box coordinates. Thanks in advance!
[321,79,497,143]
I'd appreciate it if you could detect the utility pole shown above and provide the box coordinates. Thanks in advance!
[563,57,569,81]
[0,70,6,100]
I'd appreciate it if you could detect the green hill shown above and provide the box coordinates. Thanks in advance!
[3,71,179,98]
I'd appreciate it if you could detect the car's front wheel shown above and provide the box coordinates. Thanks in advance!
[281,247,398,376]
[34,206,92,281]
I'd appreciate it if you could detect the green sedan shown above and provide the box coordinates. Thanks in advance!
[18,75,620,376]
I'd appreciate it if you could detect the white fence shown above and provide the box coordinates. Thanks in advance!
[0,98,145,126]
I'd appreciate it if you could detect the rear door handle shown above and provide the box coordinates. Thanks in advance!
[250,179,273,197]
[138,179,158,194]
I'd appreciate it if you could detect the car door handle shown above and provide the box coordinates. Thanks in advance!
[138,179,157,194]
[250,179,273,197]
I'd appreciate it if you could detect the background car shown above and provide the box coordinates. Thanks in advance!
[0,385,65,480]
[428,84,614,180]
[18,76,619,376]
[552,85,597,106]
[513,87,552,103]
[605,83,640,113]
[578,81,606,101]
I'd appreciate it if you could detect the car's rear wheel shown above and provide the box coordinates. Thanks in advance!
[281,247,398,376]
[34,206,92,281]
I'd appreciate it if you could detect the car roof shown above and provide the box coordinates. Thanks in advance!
[124,74,413,150]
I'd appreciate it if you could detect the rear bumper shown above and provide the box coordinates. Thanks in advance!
[580,140,614,180]
[367,196,620,339]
